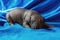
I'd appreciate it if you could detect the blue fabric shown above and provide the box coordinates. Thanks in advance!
[0,0,60,40]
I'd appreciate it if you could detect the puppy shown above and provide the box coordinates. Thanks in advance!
[6,8,50,29]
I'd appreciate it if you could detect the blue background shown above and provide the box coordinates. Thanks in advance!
[0,0,60,40]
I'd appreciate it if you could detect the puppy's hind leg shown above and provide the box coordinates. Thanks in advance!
[23,21,30,28]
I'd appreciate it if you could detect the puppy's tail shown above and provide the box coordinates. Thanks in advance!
[43,23,52,29]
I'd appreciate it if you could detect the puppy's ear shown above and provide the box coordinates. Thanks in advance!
[9,21,14,26]
[6,13,14,26]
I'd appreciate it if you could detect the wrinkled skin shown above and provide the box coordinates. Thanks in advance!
[6,8,50,29]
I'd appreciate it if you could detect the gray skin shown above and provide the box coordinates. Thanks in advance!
[6,8,50,29]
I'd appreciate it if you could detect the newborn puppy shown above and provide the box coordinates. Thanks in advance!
[6,8,50,29]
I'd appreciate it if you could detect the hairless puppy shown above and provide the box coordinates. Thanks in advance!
[6,8,50,29]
